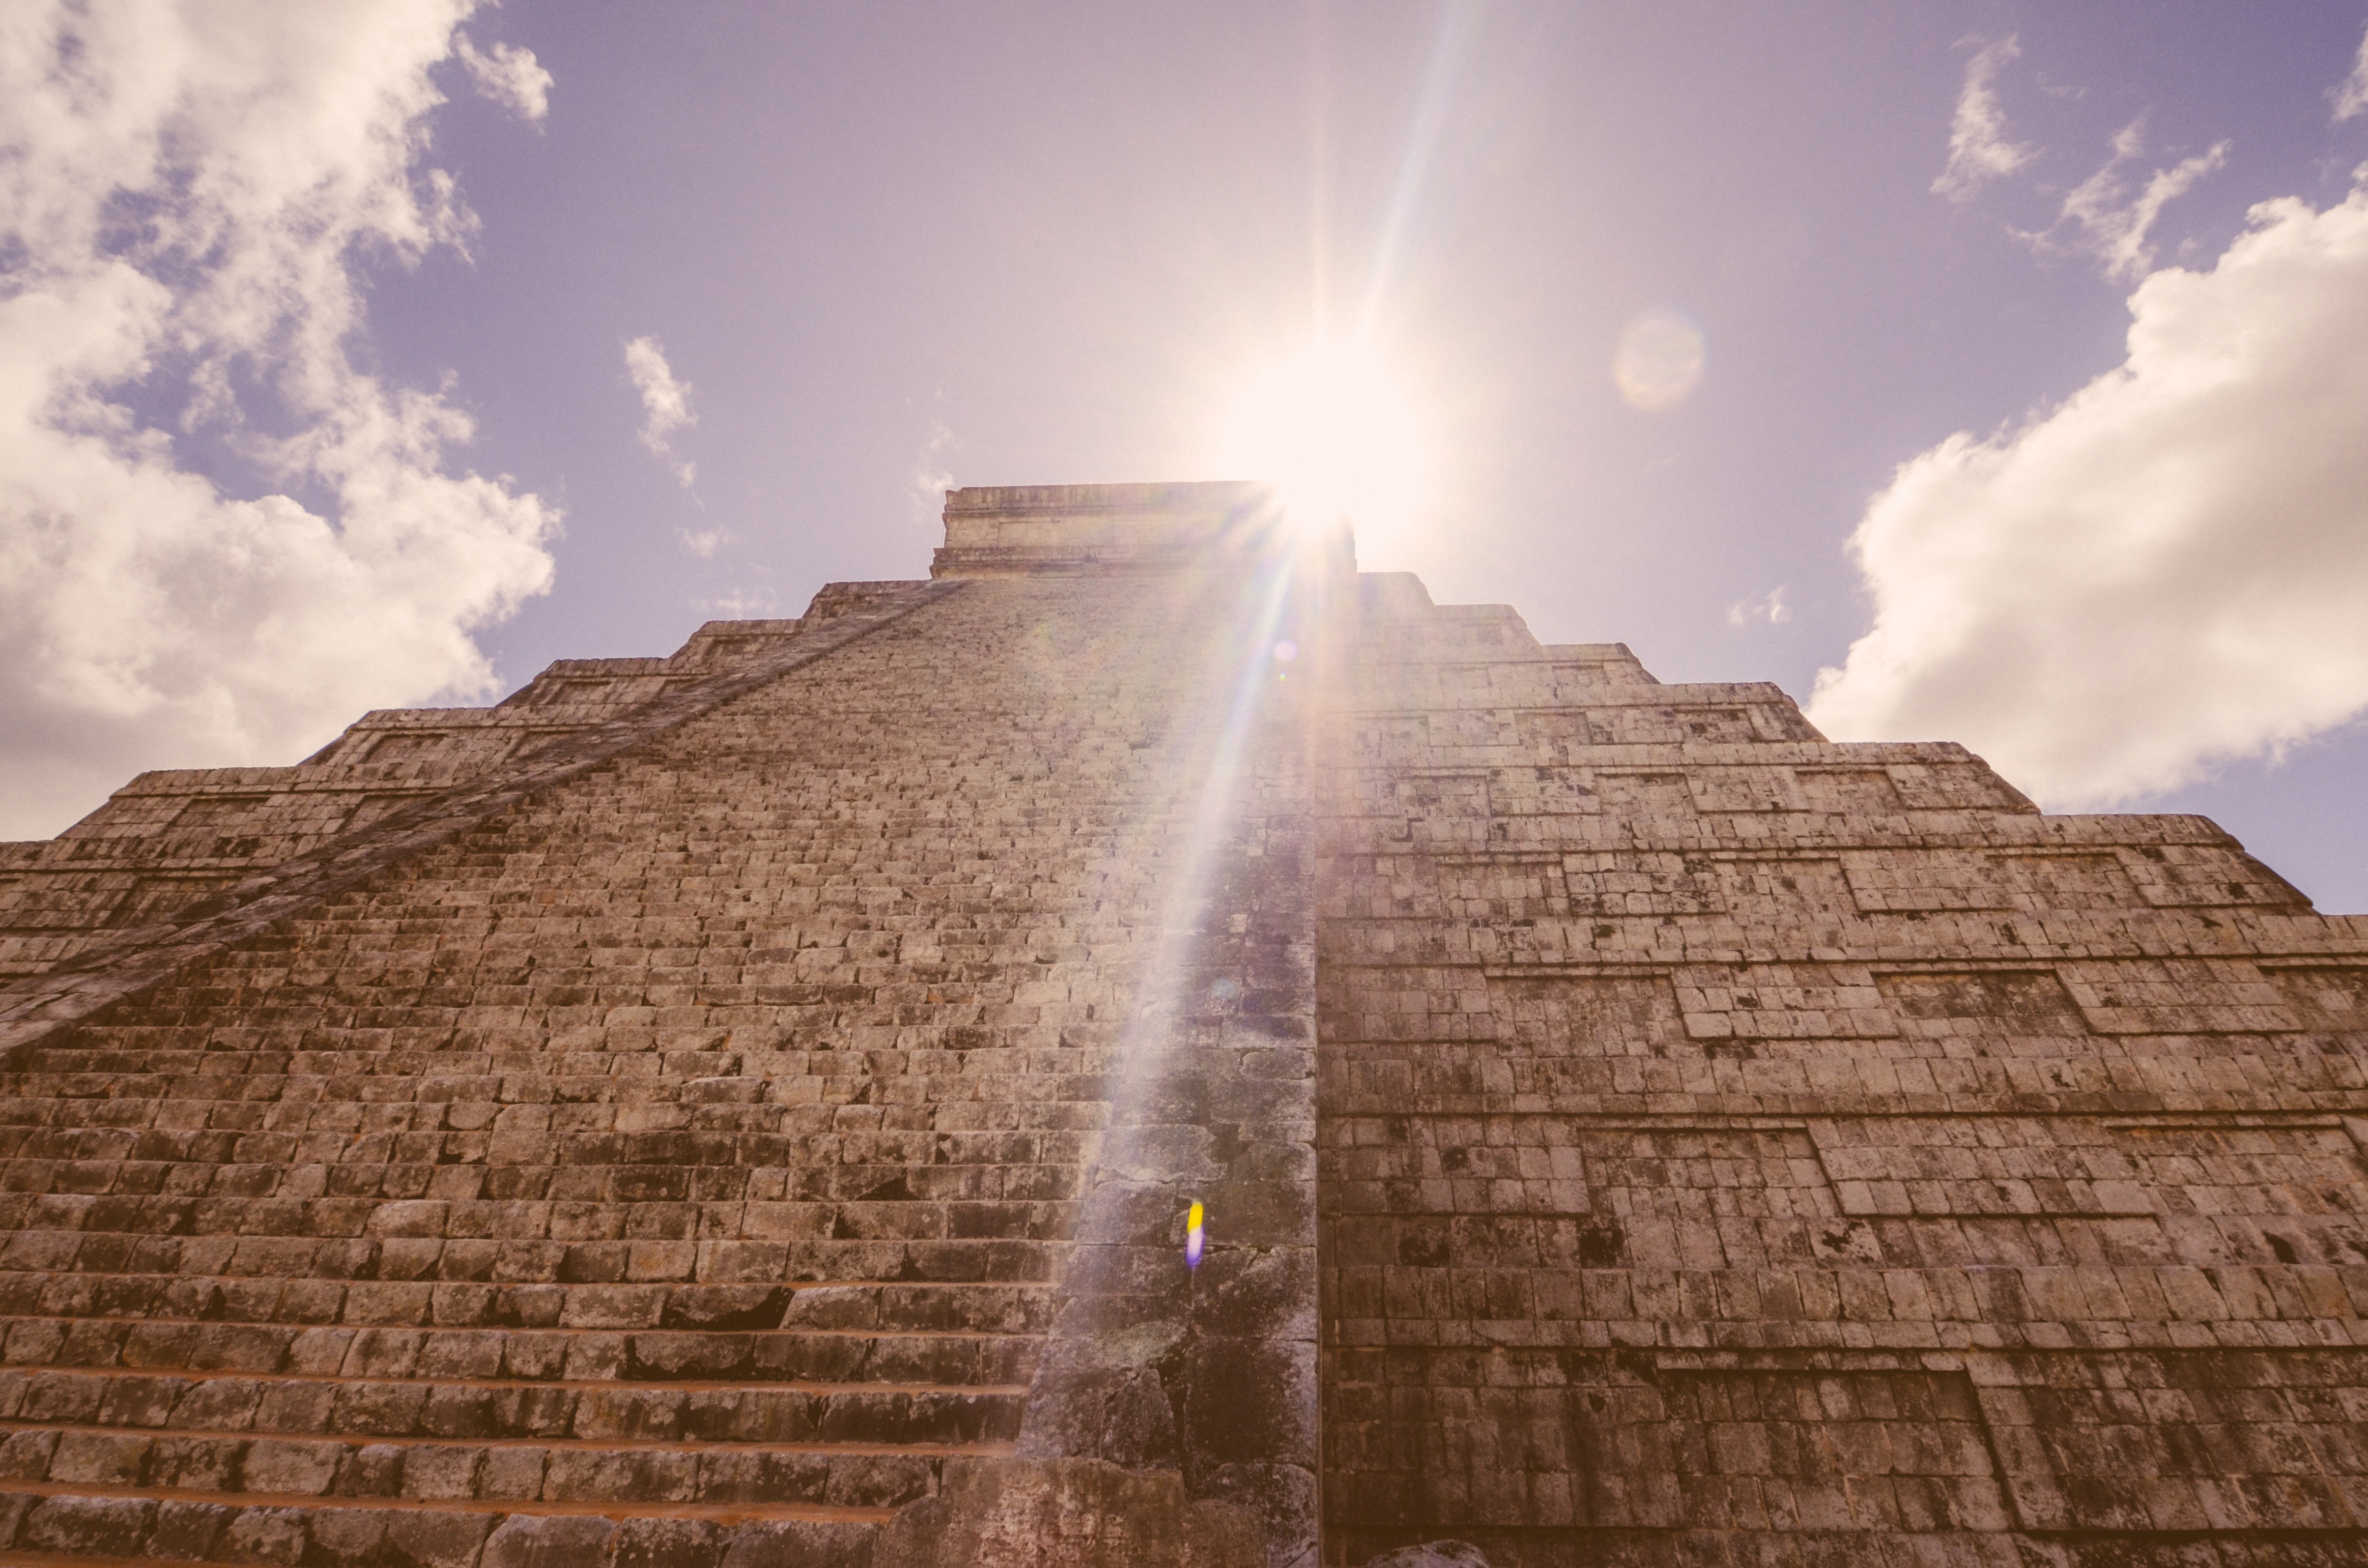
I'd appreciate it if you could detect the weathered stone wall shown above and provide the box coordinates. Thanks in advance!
[0,503,1323,1568]
[1317,571,2368,1567]
[0,612,839,985]
[4,480,2366,1568]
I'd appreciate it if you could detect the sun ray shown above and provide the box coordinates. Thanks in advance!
[1357,0,1477,335]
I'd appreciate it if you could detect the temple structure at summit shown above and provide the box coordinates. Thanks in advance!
[2,481,2366,1568]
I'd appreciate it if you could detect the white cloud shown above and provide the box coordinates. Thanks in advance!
[2053,120,2229,282]
[1727,587,1789,628]
[1933,37,2037,203]
[1809,181,2368,806]
[454,32,550,121]
[696,586,778,618]
[2334,21,2368,122]
[623,334,696,487]
[0,1,558,839]
[908,418,955,526]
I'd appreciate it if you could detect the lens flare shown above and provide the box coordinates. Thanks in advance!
[1185,1200,1206,1270]
[1215,338,1428,541]
[1614,307,1707,412]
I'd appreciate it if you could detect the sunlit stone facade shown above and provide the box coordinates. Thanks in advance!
[3,482,2366,1568]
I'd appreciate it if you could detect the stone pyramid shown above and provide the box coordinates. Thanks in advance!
[1,482,2364,1568]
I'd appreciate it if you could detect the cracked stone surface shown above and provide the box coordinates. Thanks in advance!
[0,481,2364,1568]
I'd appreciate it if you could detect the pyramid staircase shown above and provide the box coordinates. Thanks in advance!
[0,576,1157,1568]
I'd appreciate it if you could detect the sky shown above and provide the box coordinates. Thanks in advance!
[6,1,2368,911]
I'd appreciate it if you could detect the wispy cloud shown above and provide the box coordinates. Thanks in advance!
[0,0,557,839]
[696,586,778,618]
[623,335,697,487]
[1726,587,1789,628]
[1932,37,2037,203]
[2052,120,2229,281]
[2335,21,2368,122]
[908,418,955,527]
[454,32,551,121]
[1810,180,2368,805]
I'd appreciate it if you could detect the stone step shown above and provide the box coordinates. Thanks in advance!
[0,1279,1054,1338]
[51,999,1086,1035]
[0,1132,1089,1194]
[0,1129,1078,1166]
[0,1168,1074,1205]
[1,1067,1111,1121]
[0,1320,1040,1386]
[0,1367,1025,1445]
[0,1173,1076,1211]
[0,1222,1058,1283]
[21,1020,1065,1048]
[0,1181,1075,1239]
[6,1032,1096,1057]
[0,1422,1003,1506]
[55,1025,1004,1053]
[0,1237,1056,1289]
[0,1098,1095,1139]
[0,1131,1067,1160]
[0,1149,1079,1198]
[9,1046,1110,1080]
[0,1489,882,1568]
[0,1099,1090,1137]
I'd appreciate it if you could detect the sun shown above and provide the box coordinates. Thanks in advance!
[1213,337,1430,547]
